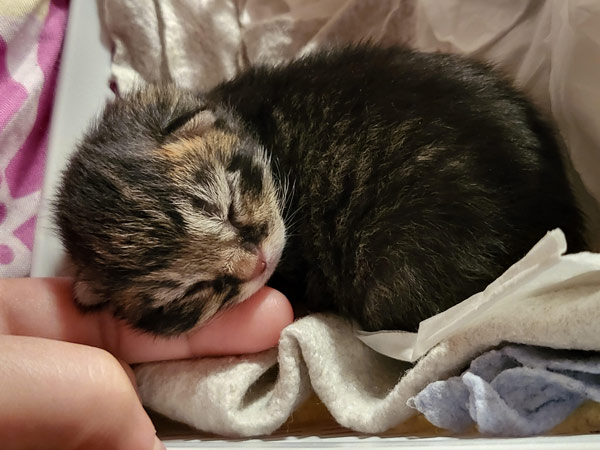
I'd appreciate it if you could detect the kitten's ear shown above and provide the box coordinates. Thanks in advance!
[164,109,216,137]
[73,280,108,310]
[179,109,216,135]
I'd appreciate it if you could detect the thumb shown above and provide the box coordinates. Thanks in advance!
[0,335,164,450]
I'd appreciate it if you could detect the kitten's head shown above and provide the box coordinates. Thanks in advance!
[56,85,286,335]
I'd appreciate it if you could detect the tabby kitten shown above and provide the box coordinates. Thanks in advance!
[56,45,585,336]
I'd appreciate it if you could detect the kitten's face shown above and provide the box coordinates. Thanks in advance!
[56,86,286,335]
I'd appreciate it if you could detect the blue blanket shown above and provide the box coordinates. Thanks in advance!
[409,344,600,436]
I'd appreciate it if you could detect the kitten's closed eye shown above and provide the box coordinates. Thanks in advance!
[191,196,221,217]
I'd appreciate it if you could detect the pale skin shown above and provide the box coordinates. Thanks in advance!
[0,278,294,450]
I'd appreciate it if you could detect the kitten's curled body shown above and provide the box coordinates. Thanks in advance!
[56,45,585,335]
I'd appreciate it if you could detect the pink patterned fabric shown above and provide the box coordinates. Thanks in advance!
[0,0,68,277]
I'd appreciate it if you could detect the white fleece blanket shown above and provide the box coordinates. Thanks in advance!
[98,0,600,436]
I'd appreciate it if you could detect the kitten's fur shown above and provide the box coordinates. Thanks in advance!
[56,45,585,336]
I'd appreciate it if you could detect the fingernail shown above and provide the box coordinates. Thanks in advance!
[153,435,166,450]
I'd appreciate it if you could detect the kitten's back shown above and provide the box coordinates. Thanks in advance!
[209,46,585,331]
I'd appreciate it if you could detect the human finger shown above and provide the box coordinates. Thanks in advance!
[115,286,294,363]
[0,335,164,450]
[0,278,293,363]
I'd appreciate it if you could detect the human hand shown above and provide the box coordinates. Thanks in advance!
[0,277,293,450]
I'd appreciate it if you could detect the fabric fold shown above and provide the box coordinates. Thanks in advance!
[136,262,600,436]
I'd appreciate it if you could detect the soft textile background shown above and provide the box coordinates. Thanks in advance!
[0,0,68,277]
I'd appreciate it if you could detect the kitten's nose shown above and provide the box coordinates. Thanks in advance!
[250,247,267,279]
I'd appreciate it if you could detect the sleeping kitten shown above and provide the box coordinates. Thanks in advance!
[55,45,585,336]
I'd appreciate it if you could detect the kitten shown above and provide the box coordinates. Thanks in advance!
[55,45,585,336]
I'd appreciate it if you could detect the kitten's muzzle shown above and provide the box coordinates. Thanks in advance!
[250,247,267,280]
[236,242,268,281]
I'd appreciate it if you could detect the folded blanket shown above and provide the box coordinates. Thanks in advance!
[410,344,600,436]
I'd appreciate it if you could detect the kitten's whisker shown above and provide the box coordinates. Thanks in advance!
[283,202,301,226]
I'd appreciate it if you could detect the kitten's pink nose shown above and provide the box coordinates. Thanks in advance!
[251,248,267,279]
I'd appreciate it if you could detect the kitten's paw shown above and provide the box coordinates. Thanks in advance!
[73,280,108,311]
